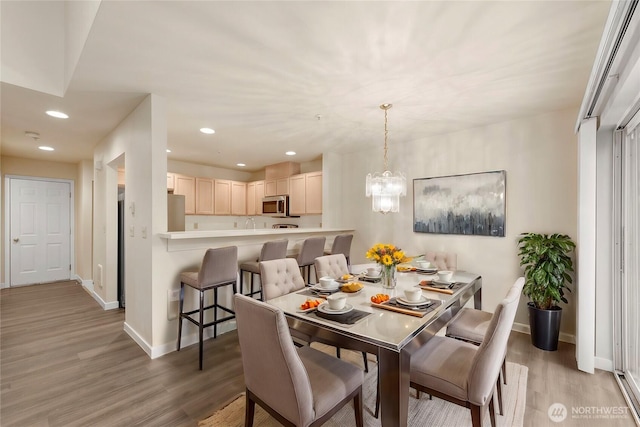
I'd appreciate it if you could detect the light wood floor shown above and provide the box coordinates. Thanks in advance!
[0,281,635,426]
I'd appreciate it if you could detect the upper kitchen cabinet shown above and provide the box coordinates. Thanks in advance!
[167,173,175,192]
[246,180,264,216]
[214,179,231,215]
[305,171,322,214]
[174,174,195,214]
[231,181,247,215]
[289,171,322,215]
[264,178,289,196]
[195,177,215,215]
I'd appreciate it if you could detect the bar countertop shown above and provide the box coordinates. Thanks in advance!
[158,227,354,240]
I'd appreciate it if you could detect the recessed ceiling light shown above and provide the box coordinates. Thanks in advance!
[46,110,69,119]
[200,127,215,134]
[38,146,54,151]
[166,149,172,153]
[237,163,246,167]
[285,151,296,156]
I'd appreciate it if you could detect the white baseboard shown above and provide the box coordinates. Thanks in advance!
[82,280,119,310]
[512,321,576,344]
[124,322,153,358]
[143,320,238,359]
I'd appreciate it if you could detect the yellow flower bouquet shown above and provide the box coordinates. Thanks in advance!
[366,244,412,288]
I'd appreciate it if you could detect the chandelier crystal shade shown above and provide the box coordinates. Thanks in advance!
[365,104,407,213]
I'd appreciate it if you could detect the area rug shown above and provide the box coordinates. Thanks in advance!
[199,358,527,427]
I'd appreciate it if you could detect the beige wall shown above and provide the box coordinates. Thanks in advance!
[1,156,80,285]
[328,107,579,338]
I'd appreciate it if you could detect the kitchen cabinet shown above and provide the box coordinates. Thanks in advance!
[231,181,247,215]
[289,174,306,215]
[195,177,214,215]
[289,172,322,215]
[246,180,264,216]
[255,181,264,215]
[174,174,195,214]
[167,173,175,192]
[214,180,231,215]
[305,171,322,214]
[265,178,289,196]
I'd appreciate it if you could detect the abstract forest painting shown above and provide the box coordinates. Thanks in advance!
[413,171,506,237]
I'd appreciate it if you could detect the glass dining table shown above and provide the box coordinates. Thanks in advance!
[266,269,482,427]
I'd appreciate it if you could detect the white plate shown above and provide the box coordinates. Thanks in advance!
[339,287,364,295]
[317,302,353,315]
[396,296,430,306]
[364,274,381,279]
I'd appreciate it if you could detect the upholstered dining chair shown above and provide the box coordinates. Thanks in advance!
[239,239,288,300]
[314,254,350,281]
[409,278,523,427]
[423,251,457,271]
[445,277,525,415]
[324,234,354,266]
[234,294,364,427]
[177,246,238,370]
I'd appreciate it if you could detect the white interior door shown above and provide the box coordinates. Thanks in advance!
[9,178,71,286]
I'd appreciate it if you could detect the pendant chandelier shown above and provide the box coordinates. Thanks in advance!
[365,103,407,213]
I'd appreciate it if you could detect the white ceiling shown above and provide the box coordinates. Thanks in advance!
[0,1,610,172]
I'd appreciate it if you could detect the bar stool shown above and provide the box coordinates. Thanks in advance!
[291,236,326,284]
[239,239,288,300]
[324,234,354,266]
[177,246,238,370]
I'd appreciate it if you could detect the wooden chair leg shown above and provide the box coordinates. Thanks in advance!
[502,359,507,384]
[362,352,369,373]
[374,369,380,419]
[489,397,497,427]
[354,387,364,427]
[470,404,482,427]
[336,347,341,358]
[496,376,504,415]
[213,288,218,339]
[245,391,255,427]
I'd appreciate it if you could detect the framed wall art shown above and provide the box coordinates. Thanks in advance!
[413,170,506,237]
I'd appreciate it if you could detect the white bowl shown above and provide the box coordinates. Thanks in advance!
[417,260,432,269]
[437,270,453,282]
[366,267,381,277]
[404,288,423,302]
[319,276,337,289]
[326,294,347,310]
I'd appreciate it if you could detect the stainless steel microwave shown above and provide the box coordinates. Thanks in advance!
[262,195,290,217]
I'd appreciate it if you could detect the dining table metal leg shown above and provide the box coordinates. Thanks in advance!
[378,347,411,427]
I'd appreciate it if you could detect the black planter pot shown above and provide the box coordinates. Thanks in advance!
[528,302,562,351]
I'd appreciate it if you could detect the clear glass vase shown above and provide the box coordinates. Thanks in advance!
[381,266,397,289]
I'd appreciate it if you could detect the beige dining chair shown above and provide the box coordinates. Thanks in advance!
[314,254,350,280]
[239,239,288,300]
[176,246,238,370]
[234,294,364,427]
[409,278,523,427]
[444,277,525,415]
[423,251,457,270]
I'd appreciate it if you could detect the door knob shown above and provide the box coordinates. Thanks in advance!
[13,238,19,243]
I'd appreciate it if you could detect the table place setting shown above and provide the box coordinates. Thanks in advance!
[370,287,439,317]
[310,293,371,325]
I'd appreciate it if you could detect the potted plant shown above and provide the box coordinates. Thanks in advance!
[517,232,576,351]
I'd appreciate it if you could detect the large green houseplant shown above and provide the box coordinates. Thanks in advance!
[517,232,576,351]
